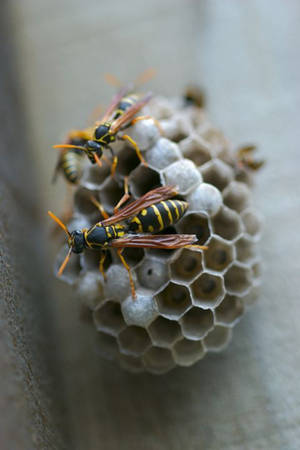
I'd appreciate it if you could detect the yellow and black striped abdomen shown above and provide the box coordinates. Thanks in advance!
[113,94,140,119]
[128,200,188,233]
[60,150,83,184]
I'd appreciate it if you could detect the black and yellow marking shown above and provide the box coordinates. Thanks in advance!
[113,94,139,119]
[60,149,84,184]
[128,200,188,233]
[85,224,126,249]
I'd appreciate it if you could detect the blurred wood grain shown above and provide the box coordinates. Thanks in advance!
[4,0,300,449]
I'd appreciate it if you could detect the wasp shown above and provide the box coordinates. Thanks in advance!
[48,185,207,299]
[236,145,264,171]
[184,84,206,108]
[52,136,87,185]
[53,83,160,177]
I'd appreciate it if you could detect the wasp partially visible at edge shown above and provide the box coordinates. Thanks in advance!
[48,184,207,299]
[53,69,161,178]
[236,145,264,172]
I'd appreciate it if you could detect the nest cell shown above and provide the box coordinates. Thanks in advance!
[100,177,127,213]
[176,213,211,246]
[212,206,242,241]
[103,263,134,302]
[200,128,230,156]
[214,294,245,326]
[179,135,212,166]
[190,272,225,308]
[142,347,175,374]
[204,236,234,272]
[137,257,170,291]
[93,300,126,337]
[156,282,192,319]
[119,354,144,373]
[223,181,251,212]
[74,187,101,218]
[114,144,140,177]
[76,270,104,310]
[161,159,202,195]
[180,307,214,340]
[224,263,253,296]
[201,159,234,191]
[148,316,182,348]
[241,209,262,240]
[170,248,203,284]
[129,165,161,198]
[204,326,232,352]
[187,183,222,217]
[118,326,151,356]
[121,291,159,327]
[173,339,205,366]
[80,159,111,190]
[235,236,256,263]
[146,137,182,170]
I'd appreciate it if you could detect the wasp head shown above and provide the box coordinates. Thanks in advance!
[85,140,103,164]
[68,230,85,254]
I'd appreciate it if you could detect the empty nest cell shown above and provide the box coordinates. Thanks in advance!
[170,248,203,284]
[201,159,234,191]
[223,181,251,212]
[156,282,192,319]
[177,213,211,246]
[129,165,161,198]
[93,300,126,336]
[211,206,242,241]
[143,346,175,374]
[148,316,182,347]
[224,263,252,295]
[180,307,214,340]
[204,236,234,272]
[179,135,212,166]
[173,339,206,366]
[118,326,151,356]
[190,272,225,308]
[204,326,232,352]
[214,295,245,326]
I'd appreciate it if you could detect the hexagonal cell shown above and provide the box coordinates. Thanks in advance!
[100,177,127,213]
[190,272,225,308]
[119,354,144,374]
[159,116,184,141]
[147,96,174,120]
[81,159,111,190]
[241,209,262,239]
[122,247,145,268]
[156,282,192,319]
[180,307,213,340]
[215,295,245,326]
[74,186,101,218]
[115,145,140,177]
[93,300,126,337]
[129,165,161,198]
[224,263,252,296]
[148,316,181,347]
[187,183,222,217]
[223,181,251,212]
[54,244,81,285]
[204,326,232,352]
[95,331,119,361]
[173,339,205,366]
[235,236,256,263]
[126,117,160,151]
[103,263,134,302]
[118,326,151,357]
[200,128,230,156]
[170,248,203,283]
[146,138,182,170]
[201,159,234,191]
[204,236,234,272]
[75,270,104,310]
[137,257,170,291]
[122,291,159,327]
[162,159,202,195]
[143,347,175,374]
[179,135,212,166]
[211,206,242,241]
[176,213,211,246]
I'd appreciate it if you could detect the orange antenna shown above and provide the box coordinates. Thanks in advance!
[57,247,72,276]
[135,68,156,86]
[94,153,103,168]
[53,144,87,152]
[48,211,71,238]
[104,73,122,87]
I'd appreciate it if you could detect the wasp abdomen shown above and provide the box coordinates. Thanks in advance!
[128,200,188,233]
[60,150,83,184]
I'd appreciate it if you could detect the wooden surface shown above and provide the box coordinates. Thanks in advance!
[5,1,300,449]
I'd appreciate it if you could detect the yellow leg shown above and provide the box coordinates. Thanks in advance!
[120,134,148,167]
[117,249,136,300]
[99,252,107,281]
[114,176,130,214]
[90,195,109,220]
[131,115,163,136]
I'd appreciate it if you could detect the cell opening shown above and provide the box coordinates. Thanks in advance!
[156,282,192,319]
[118,326,151,356]
[170,248,203,283]
[180,307,213,339]
[191,272,224,308]
[201,159,233,191]
[215,295,244,326]
[173,339,205,366]
[94,301,126,336]
[129,165,161,197]
[115,145,140,177]
[224,264,252,295]
[204,326,232,351]
[148,316,181,347]
[177,213,210,246]
[212,206,242,241]
[204,237,234,272]
[143,347,175,374]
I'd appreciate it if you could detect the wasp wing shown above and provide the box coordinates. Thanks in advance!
[110,234,199,249]
[237,145,257,157]
[99,85,132,123]
[110,93,153,133]
[101,185,178,226]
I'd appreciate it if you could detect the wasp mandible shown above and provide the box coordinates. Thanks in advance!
[48,185,207,299]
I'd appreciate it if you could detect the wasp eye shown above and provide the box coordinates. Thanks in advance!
[86,140,101,152]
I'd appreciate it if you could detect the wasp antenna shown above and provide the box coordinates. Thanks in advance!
[48,211,71,237]
[135,68,157,86]
[104,73,122,87]
[94,153,103,168]
[52,144,87,152]
[58,247,72,276]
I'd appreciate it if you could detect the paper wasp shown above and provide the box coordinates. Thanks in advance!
[53,78,160,177]
[48,185,207,299]
[184,84,206,108]
[236,145,264,171]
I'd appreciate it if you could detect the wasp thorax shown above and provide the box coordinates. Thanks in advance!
[70,230,85,253]
[95,123,110,140]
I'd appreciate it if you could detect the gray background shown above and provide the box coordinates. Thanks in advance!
[2,0,300,448]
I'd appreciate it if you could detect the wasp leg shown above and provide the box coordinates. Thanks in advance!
[131,115,163,135]
[99,252,107,281]
[119,134,148,167]
[117,248,136,300]
[107,146,118,177]
[90,196,109,220]
[113,176,130,214]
